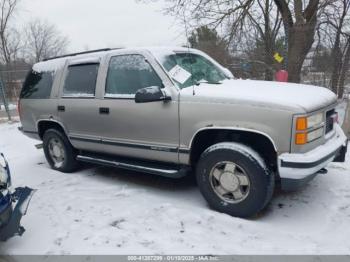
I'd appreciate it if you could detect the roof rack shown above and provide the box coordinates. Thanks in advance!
[43,48,115,61]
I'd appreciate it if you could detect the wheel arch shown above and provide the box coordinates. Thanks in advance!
[37,119,69,140]
[189,127,279,172]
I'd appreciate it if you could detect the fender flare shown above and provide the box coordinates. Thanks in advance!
[189,126,278,153]
[36,119,71,142]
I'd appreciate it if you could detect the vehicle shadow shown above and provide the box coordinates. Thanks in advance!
[83,163,198,193]
[257,180,324,220]
[79,164,317,220]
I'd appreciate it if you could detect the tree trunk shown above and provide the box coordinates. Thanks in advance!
[287,22,316,83]
[274,0,319,83]
[338,38,350,99]
[330,34,342,94]
[263,0,274,81]
[264,42,274,81]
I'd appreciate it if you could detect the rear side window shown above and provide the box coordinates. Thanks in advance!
[20,70,54,99]
[63,63,99,97]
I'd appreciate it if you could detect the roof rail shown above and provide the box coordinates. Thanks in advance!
[43,48,114,61]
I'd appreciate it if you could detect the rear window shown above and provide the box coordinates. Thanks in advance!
[63,63,99,97]
[20,70,54,99]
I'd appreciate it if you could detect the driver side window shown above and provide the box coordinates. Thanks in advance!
[105,54,163,96]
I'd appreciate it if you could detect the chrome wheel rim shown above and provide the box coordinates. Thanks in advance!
[48,138,65,168]
[209,161,250,204]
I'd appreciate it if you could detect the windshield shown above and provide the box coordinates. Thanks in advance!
[156,52,228,89]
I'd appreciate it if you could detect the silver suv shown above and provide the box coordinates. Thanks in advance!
[18,47,348,217]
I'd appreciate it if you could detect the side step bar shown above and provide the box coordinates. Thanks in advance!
[76,154,189,178]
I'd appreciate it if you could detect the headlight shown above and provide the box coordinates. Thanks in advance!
[296,113,324,131]
[295,112,325,145]
[307,113,324,128]
[307,127,324,142]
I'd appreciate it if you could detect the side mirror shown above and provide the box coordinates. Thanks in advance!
[135,86,171,103]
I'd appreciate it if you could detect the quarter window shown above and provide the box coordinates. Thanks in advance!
[105,55,163,96]
[20,70,54,99]
[63,63,99,97]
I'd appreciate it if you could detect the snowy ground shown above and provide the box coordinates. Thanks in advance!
[0,103,18,123]
[0,104,16,111]
[0,122,349,255]
[338,100,348,127]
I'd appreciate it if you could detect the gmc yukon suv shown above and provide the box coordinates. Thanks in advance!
[18,47,348,217]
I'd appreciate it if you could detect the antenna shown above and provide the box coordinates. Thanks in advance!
[182,11,196,96]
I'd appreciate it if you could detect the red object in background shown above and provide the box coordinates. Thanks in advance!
[275,70,289,82]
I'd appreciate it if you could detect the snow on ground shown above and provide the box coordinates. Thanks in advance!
[0,122,349,255]
[337,100,348,127]
[0,104,16,111]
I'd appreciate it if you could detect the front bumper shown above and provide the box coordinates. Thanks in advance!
[279,124,348,191]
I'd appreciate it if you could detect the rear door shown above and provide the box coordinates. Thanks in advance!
[57,59,104,152]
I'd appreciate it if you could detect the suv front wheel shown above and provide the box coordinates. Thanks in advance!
[43,129,79,173]
[196,142,274,218]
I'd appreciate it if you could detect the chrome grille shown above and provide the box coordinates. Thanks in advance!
[325,109,335,134]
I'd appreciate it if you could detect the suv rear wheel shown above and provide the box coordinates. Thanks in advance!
[43,129,79,173]
[196,142,274,218]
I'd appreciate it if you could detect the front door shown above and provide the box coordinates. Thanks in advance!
[96,53,180,164]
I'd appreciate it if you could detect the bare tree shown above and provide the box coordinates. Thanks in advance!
[159,0,283,80]
[25,19,69,62]
[0,0,21,64]
[317,0,350,96]
[241,0,283,80]
[157,0,339,83]
[272,0,339,83]
[338,35,350,98]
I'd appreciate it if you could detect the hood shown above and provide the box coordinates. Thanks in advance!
[181,79,337,112]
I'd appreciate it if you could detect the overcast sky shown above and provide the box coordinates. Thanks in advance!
[18,0,185,52]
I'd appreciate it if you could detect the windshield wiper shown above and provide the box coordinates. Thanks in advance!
[195,79,223,86]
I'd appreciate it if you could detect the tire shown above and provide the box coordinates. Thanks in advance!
[43,129,79,173]
[196,142,275,218]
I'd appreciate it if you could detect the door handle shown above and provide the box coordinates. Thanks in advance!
[99,107,110,114]
[58,105,65,112]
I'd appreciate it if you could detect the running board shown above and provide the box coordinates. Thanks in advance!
[76,154,189,178]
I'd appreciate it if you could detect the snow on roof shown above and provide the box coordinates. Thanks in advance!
[32,46,206,73]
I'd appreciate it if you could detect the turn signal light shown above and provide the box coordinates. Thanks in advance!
[295,133,307,145]
[296,117,307,131]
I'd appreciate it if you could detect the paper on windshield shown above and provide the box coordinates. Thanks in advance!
[168,65,192,84]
